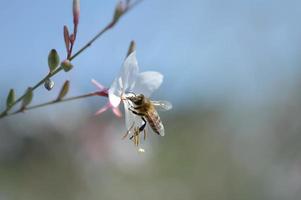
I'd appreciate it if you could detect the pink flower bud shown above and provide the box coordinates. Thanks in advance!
[73,0,80,26]
[113,1,125,23]
[63,25,70,53]
[69,34,75,43]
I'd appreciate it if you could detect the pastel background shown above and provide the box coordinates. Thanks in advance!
[1,0,301,199]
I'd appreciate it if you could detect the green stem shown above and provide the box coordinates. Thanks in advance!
[69,0,143,61]
[70,22,114,61]
[6,92,101,118]
[0,0,142,119]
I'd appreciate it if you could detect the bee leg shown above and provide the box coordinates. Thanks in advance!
[133,131,137,146]
[139,117,147,132]
[136,129,140,146]
[122,122,135,139]
[128,108,144,116]
[132,127,139,146]
[132,105,143,109]
[129,117,147,140]
[143,129,147,141]
[122,122,134,139]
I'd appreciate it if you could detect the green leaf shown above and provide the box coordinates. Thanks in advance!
[61,60,73,72]
[57,81,70,101]
[48,49,60,72]
[6,89,15,109]
[21,87,33,110]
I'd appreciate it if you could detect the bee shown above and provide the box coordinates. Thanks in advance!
[125,94,172,139]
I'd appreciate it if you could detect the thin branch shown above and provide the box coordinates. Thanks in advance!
[69,0,143,61]
[5,92,103,118]
[0,0,143,119]
[69,22,113,61]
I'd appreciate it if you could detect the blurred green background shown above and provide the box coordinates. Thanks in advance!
[1,0,301,199]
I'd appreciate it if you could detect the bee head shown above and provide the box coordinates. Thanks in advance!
[127,94,145,105]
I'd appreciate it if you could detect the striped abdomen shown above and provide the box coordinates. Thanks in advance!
[145,110,165,136]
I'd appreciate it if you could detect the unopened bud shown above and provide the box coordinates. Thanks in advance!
[44,79,55,91]
[126,40,136,57]
[6,89,15,109]
[69,34,75,43]
[61,60,74,72]
[63,26,70,53]
[73,0,80,26]
[48,49,60,72]
[113,2,124,23]
[57,80,70,101]
[21,87,33,110]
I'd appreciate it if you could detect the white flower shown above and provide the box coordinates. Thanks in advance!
[91,79,122,117]
[108,51,163,132]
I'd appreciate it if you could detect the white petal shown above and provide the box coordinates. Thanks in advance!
[108,78,122,107]
[94,103,110,116]
[108,52,139,106]
[109,93,121,108]
[132,71,163,97]
[120,51,139,91]
[112,107,122,117]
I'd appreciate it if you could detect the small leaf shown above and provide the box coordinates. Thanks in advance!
[57,80,70,101]
[6,89,15,109]
[61,60,74,72]
[44,78,55,91]
[48,49,60,72]
[21,87,33,110]
[63,26,70,53]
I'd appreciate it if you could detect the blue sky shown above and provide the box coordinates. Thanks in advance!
[1,0,301,108]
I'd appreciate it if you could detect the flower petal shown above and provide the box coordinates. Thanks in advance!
[132,71,163,97]
[120,51,139,91]
[91,79,105,90]
[108,78,122,107]
[112,107,122,117]
[94,103,110,115]
[108,52,139,107]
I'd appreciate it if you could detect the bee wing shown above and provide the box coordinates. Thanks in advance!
[147,118,165,136]
[151,100,173,111]
[145,108,166,136]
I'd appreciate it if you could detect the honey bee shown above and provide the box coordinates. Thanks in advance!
[125,94,172,139]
